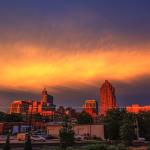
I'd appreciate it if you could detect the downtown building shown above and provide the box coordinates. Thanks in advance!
[9,88,56,116]
[126,104,150,113]
[99,80,117,116]
[83,100,98,117]
[99,80,150,115]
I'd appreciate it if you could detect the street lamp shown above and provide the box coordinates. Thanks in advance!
[29,103,33,134]
[135,115,139,140]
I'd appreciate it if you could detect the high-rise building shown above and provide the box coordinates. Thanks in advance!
[39,88,56,116]
[99,80,117,116]
[83,100,98,117]
[41,88,53,104]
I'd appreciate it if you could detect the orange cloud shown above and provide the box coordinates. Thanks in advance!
[0,42,150,93]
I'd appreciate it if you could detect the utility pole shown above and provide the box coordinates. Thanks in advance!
[90,118,92,139]
[135,115,139,140]
[29,102,33,134]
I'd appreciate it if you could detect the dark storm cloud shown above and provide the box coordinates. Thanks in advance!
[47,85,99,109]
[0,0,150,51]
[114,75,150,107]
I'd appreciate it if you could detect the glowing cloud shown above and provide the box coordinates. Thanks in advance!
[0,42,150,93]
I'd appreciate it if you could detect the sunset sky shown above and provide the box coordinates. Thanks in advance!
[0,0,150,111]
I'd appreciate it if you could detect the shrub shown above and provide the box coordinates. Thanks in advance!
[147,143,150,150]
[116,143,128,150]
[82,144,107,150]
[107,144,128,150]
[66,147,75,150]
[107,145,117,150]
[82,144,128,150]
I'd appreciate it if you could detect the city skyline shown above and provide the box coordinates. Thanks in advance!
[0,1,150,111]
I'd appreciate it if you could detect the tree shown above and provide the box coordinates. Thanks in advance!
[59,116,75,150]
[103,109,126,140]
[6,113,23,122]
[24,134,32,150]
[77,111,93,125]
[0,112,7,122]
[32,113,42,122]
[138,111,150,140]
[42,116,50,122]
[120,113,135,146]
[0,112,24,123]
[3,133,11,150]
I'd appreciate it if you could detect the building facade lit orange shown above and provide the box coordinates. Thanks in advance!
[9,88,56,116]
[83,100,98,117]
[9,100,31,114]
[126,104,150,113]
[100,80,117,116]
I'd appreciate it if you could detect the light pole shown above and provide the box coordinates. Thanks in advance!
[29,103,33,134]
[135,115,139,140]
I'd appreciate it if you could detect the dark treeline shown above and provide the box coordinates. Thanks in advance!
[103,109,150,145]
[0,112,49,123]
[0,112,23,122]
[0,111,93,124]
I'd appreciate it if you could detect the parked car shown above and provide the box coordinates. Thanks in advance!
[138,137,145,141]
[32,130,45,136]
[74,135,85,141]
[17,133,28,141]
[31,135,46,142]
[42,134,57,140]
[0,135,7,141]
[9,136,17,140]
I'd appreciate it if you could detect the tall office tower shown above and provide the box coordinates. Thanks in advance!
[41,88,53,104]
[99,80,117,116]
[39,88,56,115]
